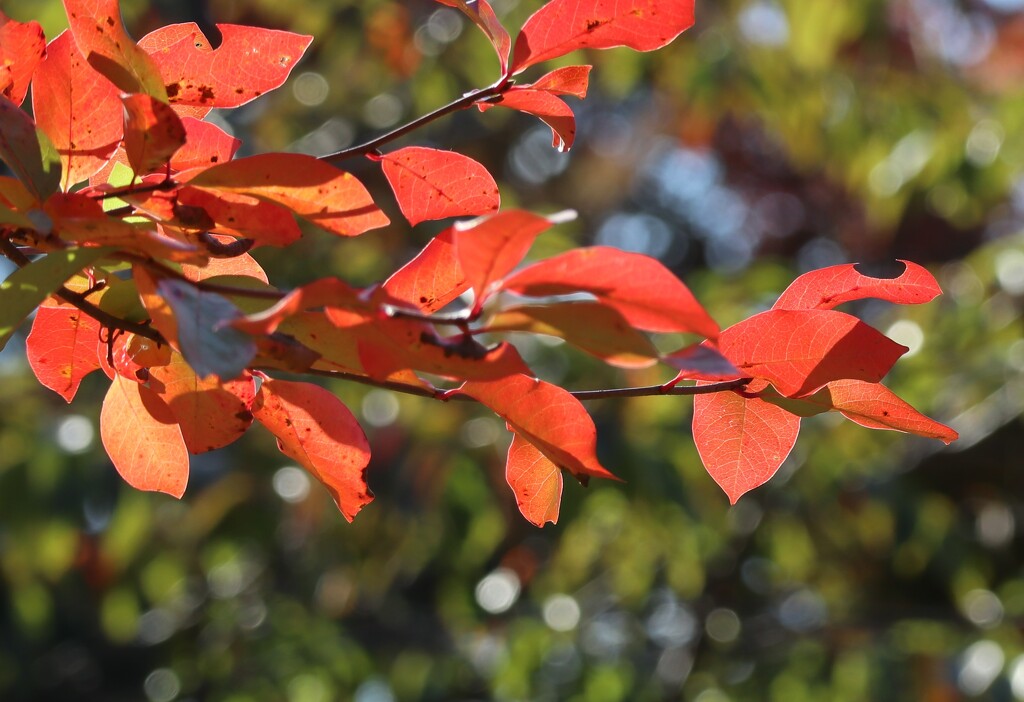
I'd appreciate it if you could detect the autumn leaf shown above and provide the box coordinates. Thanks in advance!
[253,379,373,521]
[122,93,187,176]
[435,0,511,75]
[0,10,45,106]
[139,23,312,111]
[148,352,256,453]
[462,374,618,485]
[62,0,167,99]
[382,227,469,313]
[717,309,908,398]
[511,0,696,74]
[32,31,123,189]
[692,388,801,504]
[772,260,943,311]
[486,302,659,368]
[506,432,562,527]
[454,209,555,314]
[182,253,268,284]
[101,374,189,497]
[478,89,578,151]
[26,303,104,402]
[186,154,389,237]
[528,65,593,98]
[501,246,720,338]
[377,147,500,226]
[170,119,241,171]
[661,343,743,382]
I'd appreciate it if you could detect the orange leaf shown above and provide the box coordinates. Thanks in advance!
[382,227,468,313]
[378,147,499,226]
[511,0,696,73]
[773,261,942,311]
[527,65,592,98]
[454,209,554,313]
[186,154,389,237]
[692,388,800,504]
[717,309,907,398]
[480,89,577,151]
[122,93,186,176]
[463,374,618,485]
[100,374,189,497]
[62,0,167,98]
[501,246,719,337]
[506,432,562,527]
[253,379,373,521]
[435,0,511,74]
[26,304,103,402]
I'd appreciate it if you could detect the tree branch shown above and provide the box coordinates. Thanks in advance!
[0,238,166,344]
[319,79,512,163]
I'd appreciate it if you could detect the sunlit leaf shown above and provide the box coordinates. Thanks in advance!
[506,432,562,527]
[773,261,943,311]
[378,147,499,226]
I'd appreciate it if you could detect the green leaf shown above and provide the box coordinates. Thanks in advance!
[0,246,113,351]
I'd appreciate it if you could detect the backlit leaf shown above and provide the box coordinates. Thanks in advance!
[378,147,499,226]
[527,65,592,98]
[32,31,122,189]
[139,23,312,110]
[26,303,103,402]
[0,246,111,351]
[501,246,720,337]
[0,10,45,106]
[62,0,167,99]
[773,260,943,311]
[717,309,908,398]
[382,227,468,313]
[661,344,743,381]
[479,89,577,150]
[486,302,658,368]
[148,352,255,453]
[253,379,373,521]
[435,0,511,74]
[462,374,618,485]
[100,374,189,497]
[187,154,389,237]
[122,93,187,176]
[511,0,696,73]
[455,209,553,313]
[506,432,562,527]
[692,388,801,504]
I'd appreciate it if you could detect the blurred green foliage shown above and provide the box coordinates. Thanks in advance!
[3,0,1024,700]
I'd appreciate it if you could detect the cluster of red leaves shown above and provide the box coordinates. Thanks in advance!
[0,0,955,527]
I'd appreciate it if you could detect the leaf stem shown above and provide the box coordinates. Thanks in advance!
[319,78,512,163]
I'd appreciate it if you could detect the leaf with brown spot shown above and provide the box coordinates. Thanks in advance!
[26,303,104,402]
[378,147,499,226]
[0,10,45,106]
[122,93,187,176]
[506,432,562,527]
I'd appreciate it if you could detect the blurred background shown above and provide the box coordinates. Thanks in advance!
[2,0,1024,699]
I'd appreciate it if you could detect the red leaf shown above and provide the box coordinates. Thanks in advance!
[455,209,554,313]
[252,379,373,521]
[462,374,618,485]
[501,246,719,337]
[506,432,562,527]
[435,0,511,75]
[186,154,389,237]
[480,89,577,151]
[26,304,103,402]
[378,147,500,226]
[100,374,189,497]
[62,0,167,98]
[717,309,908,398]
[511,0,696,74]
[486,302,659,368]
[122,93,187,175]
[773,260,943,311]
[795,379,958,444]
[527,65,592,98]
[135,22,213,119]
[692,389,801,504]
[172,187,302,247]
[32,31,122,188]
[139,23,312,110]
[0,10,45,106]
[147,354,255,454]
[234,277,363,336]
[382,227,469,313]
[174,118,240,170]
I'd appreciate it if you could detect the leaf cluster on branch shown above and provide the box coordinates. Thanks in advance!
[0,0,956,527]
